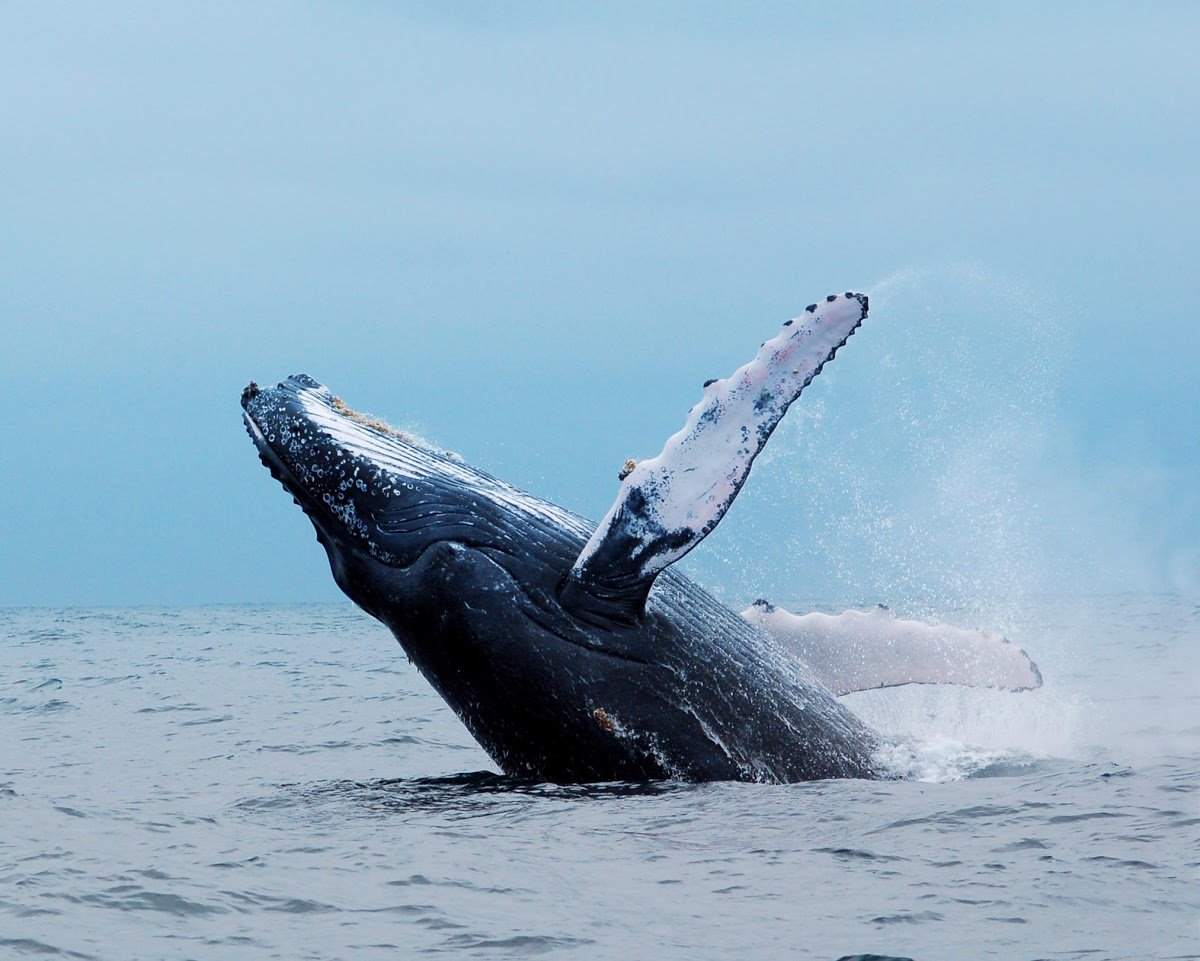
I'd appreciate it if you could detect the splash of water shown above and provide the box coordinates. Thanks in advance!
[682,263,1097,768]
[856,683,1087,781]
[689,262,1070,615]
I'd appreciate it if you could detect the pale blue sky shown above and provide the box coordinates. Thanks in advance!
[1,3,1196,606]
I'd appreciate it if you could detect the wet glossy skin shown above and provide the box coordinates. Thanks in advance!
[242,375,879,782]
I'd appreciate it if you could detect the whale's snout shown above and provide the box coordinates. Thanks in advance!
[241,375,340,453]
[241,373,331,412]
[240,372,476,578]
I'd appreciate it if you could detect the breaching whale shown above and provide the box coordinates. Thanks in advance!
[241,292,1040,783]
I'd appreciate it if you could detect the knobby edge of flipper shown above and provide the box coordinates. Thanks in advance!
[558,292,869,628]
[741,600,1043,696]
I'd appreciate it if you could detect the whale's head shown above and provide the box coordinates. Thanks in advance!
[241,376,469,612]
[240,374,589,624]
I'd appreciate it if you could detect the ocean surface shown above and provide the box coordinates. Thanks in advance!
[2,596,1196,960]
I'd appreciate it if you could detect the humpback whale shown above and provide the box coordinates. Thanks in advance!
[241,292,1040,783]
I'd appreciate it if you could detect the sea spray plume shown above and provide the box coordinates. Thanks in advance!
[685,265,1070,621]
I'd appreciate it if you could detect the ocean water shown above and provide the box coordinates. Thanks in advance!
[1,596,1196,961]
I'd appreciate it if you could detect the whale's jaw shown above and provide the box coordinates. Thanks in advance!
[238,373,591,624]
[243,375,461,562]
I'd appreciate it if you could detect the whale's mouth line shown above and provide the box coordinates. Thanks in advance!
[242,409,334,531]
[242,406,470,578]
[242,409,282,477]
[242,398,429,548]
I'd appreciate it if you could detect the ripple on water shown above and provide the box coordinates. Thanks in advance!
[870,910,945,925]
[69,889,227,917]
[814,847,906,864]
[439,933,595,956]
[0,938,97,959]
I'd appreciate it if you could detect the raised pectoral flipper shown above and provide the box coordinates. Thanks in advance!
[741,601,1042,695]
[559,292,868,626]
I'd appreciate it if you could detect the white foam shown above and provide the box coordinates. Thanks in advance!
[850,682,1086,781]
[873,736,1020,783]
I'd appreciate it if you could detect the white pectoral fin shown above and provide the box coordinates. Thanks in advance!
[741,601,1043,695]
[558,292,869,626]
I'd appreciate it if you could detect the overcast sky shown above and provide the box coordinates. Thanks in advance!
[2,2,1196,606]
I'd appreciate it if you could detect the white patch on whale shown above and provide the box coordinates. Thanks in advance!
[741,601,1042,695]
[569,293,867,592]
